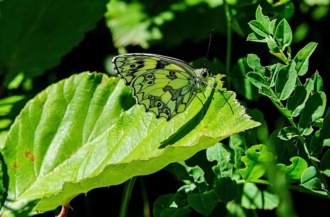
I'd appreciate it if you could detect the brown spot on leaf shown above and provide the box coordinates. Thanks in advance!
[13,162,19,168]
[25,152,35,161]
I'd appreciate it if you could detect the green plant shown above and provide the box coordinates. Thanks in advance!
[151,5,330,217]
[0,0,329,216]
[0,1,261,216]
[246,5,329,197]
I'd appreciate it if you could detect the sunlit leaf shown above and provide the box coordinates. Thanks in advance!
[311,72,323,92]
[1,72,259,214]
[254,5,271,35]
[275,19,292,50]
[239,145,272,181]
[248,21,269,38]
[293,42,318,76]
[276,157,308,181]
[275,61,297,100]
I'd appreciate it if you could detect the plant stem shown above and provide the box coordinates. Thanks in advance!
[270,91,323,178]
[139,178,151,217]
[119,177,137,217]
[224,1,232,89]
[270,97,313,161]
[57,205,70,217]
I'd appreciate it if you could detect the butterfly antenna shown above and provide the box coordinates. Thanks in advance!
[204,29,214,68]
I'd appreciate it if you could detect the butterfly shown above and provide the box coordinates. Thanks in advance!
[112,53,213,121]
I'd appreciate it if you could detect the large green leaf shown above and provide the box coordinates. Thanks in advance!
[1,72,259,215]
[0,0,108,84]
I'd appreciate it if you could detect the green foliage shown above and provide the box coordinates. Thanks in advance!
[0,0,329,216]
[152,4,330,217]
[239,145,272,181]
[246,1,329,204]
[0,0,109,85]
[247,5,328,174]
[105,0,295,50]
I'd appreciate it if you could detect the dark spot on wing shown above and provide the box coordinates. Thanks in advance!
[162,86,173,92]
[129,62,145,69]
[146,74,154,79]
[167,71,177,80]
[156,60,168,69]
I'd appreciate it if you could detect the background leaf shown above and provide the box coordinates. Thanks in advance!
[153,193,191,217]
[275,19,292,50]
[299,92,327,133]
[301,166,327,195]
[311,110,330,155]
[239,144,272,181]
[241,183,279,210]
[320,149,330,178]
[207,143,233,179]
[275,61,297,100]
[293,42,318,76]
[276,157,308,181]
[311,73,323,92]
[232,58,259,101]
[277,126,299,141]
[0,153,7,210]
[0,0,108,84]
[106,0,225,49]
[187,192,217,216]
[213,178,237,203]
[287,85,308,117]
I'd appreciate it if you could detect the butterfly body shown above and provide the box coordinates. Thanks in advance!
[112,53,211,120]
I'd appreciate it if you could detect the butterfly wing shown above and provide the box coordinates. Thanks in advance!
[112,54,199,120]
